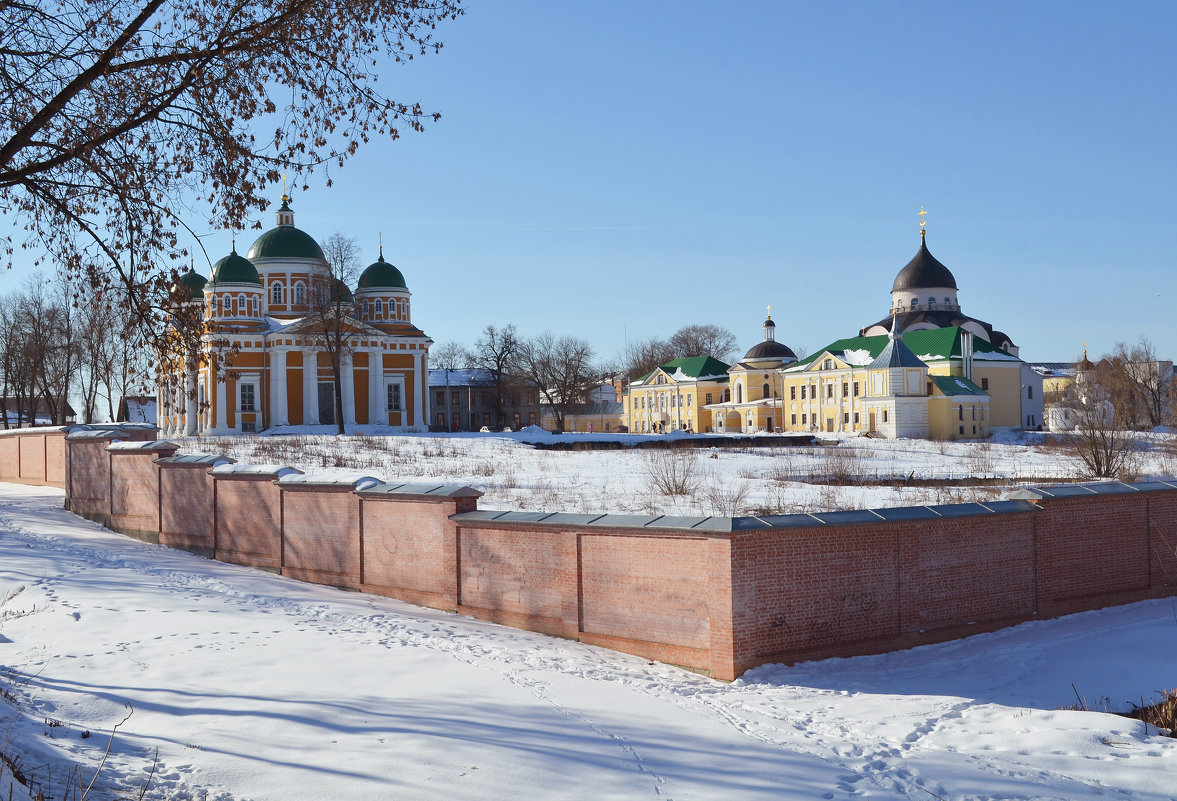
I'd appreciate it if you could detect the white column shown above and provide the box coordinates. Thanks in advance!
[214,369,228,433]
[184,364,197,436]
[368,348,383,426]
[341,350,356,427]
[414,350,426,429]
[304,350,319,426]
[270,348,288,427]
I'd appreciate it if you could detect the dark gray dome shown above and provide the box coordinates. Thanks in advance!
[893,235,957,292]
[744,340,796,361]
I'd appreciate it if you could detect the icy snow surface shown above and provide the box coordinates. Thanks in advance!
[1,482,1176,800]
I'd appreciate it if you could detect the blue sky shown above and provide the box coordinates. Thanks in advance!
[6,1,1176,365]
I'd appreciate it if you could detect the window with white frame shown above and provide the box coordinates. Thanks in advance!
[237,293,246,315]
[386,380,403,412]
[271,282,284,305]
[294,282,306,305]
[376,298,384,318]
[239,381,257,412]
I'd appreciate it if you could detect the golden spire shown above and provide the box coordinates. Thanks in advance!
[919,205,927,238]
[281,171,290,205]
[766,304,772,319]
[378,231,383,260]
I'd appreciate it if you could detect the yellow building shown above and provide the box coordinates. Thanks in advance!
[625,356,730,433]
[709,312,797,433]
[158,196,431,435]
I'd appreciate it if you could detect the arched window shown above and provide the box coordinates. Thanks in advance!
[271,282,284,305]
[945,296,951,308]
[762,382,770,398]
[222,294,231,315]
[375,298,384,318]
[928,297,937,310]
[211,296,219,316]
[910,298,919,310]
[237,293,246,316]
[723,388,731,403]
[400,299,408,319]
[361,299,369,319]
[896,299,904,310]
[736,384,743,403]
[251,297,259,316]
[293,282,306,305]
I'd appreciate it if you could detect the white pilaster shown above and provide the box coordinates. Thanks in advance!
[271,348,288,427]
[184,364,197,436]
[368,348,383,426]
[414,350,426,429]
[304,350,319,426]
[341,350,356,426]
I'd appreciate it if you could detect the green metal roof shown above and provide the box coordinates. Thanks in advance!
[931,374,988,396]
[172,268,207,299]
[658,356,731,380]
[246,226,325,261]
[793,327,1016,369]
[208,250,260,285]
[357,253,407,290]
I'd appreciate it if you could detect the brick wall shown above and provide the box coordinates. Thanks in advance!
[6,427,1177,680]
[0,429,67,488]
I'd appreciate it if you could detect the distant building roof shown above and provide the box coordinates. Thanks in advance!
[427,369,536,388]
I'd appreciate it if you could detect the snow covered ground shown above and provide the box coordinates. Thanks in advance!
[185,427,1177,517]
[1,481,1176,801]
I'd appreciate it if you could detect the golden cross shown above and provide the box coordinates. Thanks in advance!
[919,205,927,229]
[766,304,772,319]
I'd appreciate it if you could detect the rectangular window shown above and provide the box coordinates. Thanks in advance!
[687,395,692,406]
[981,377,989,391]
[883,409,889,423]
[958,406,964,420]
[801,413,807,425]
[436,412,445,427]
[801,386,807,400]
[790,386,796,400]
[791,414,797,425]
[842,382,849,398]
[826,384,833,399]
[843,412,849,424]
[927,381,933,396]
[386,382,402,411]
[451,390,460,405]
[1027,385,1034,399]
[436,390,445,405]
[854,412,859,424]
[960,425,965,435]
[706,393,713,405]
[972,407,976,420]
[239,383,256,412]
[853,382,859,396]
[483,412,491,427]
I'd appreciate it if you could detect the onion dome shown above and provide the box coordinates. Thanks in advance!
[209,249,260,285]
[172,267,207,300]
[892,233,957,292]
[357,249,407,290]
[246,198,326,261]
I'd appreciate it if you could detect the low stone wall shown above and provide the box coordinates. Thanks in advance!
[2,427,1176,680]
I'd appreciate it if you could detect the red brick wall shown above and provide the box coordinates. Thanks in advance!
[456,525,579,637]
[0,436,18,482]
[45,433,66,486]
[1147,492,1177,589]
[159,465,215,554]
[360,497,468,609]
[18,434,46,481]
[280,487,361,589]
[109,452,162,536]
[214,476,282,568]
[65,439,113,521]
[579,532,712,667]
[1035,494,1152,617]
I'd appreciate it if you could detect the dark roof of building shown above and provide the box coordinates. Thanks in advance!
[892,234,957,291]
[868,331,926,369]
[246,225,325,261]
[743,339,797,361]
[209,250,260,285]
[358,251,408,290]
[863,310,1015,350]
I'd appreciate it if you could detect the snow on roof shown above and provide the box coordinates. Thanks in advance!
[842,349,874,366]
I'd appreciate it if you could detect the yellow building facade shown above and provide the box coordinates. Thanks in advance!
[625,356,731,434]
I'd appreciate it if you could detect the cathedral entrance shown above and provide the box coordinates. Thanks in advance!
[318,382,336,425]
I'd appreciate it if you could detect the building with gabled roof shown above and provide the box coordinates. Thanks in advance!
[625,355,731,433]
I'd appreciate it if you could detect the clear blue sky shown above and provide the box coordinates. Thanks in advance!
[6,1,1176,364]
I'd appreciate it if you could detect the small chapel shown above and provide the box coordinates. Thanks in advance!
[157,195,432,435]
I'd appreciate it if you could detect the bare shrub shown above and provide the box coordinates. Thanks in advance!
[968,442,996,477]
[1130,689,1177,737]
[704,477,752,517]
[642,449,702,496]
[822,445,861,485]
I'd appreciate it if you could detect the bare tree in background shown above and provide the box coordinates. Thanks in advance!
[623,336,676,383]
[431,341,470,370]
[1,0,462,342]
[668,324,738,364]
[517,332,599,433]
[1100,337,1171,430]
[306,233,361,434]
[469,324,520,429]
[1064,360,1141,480]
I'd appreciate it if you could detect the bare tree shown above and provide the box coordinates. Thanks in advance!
[1100,337,1171,430]
[622,336,675,383]
[469,324,520,429]
[306,233,361,434]
[1063,362,1140,480]
[668,324,738,363]
[430,341,469,370]
[517,332,599,432]
[1,0,462,336]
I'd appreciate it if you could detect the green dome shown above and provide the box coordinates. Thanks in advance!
[246,226,325,261]
[172,268,207,300]
[332,278,354,303]
[209,250,260,285]
[357,252,407,290]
